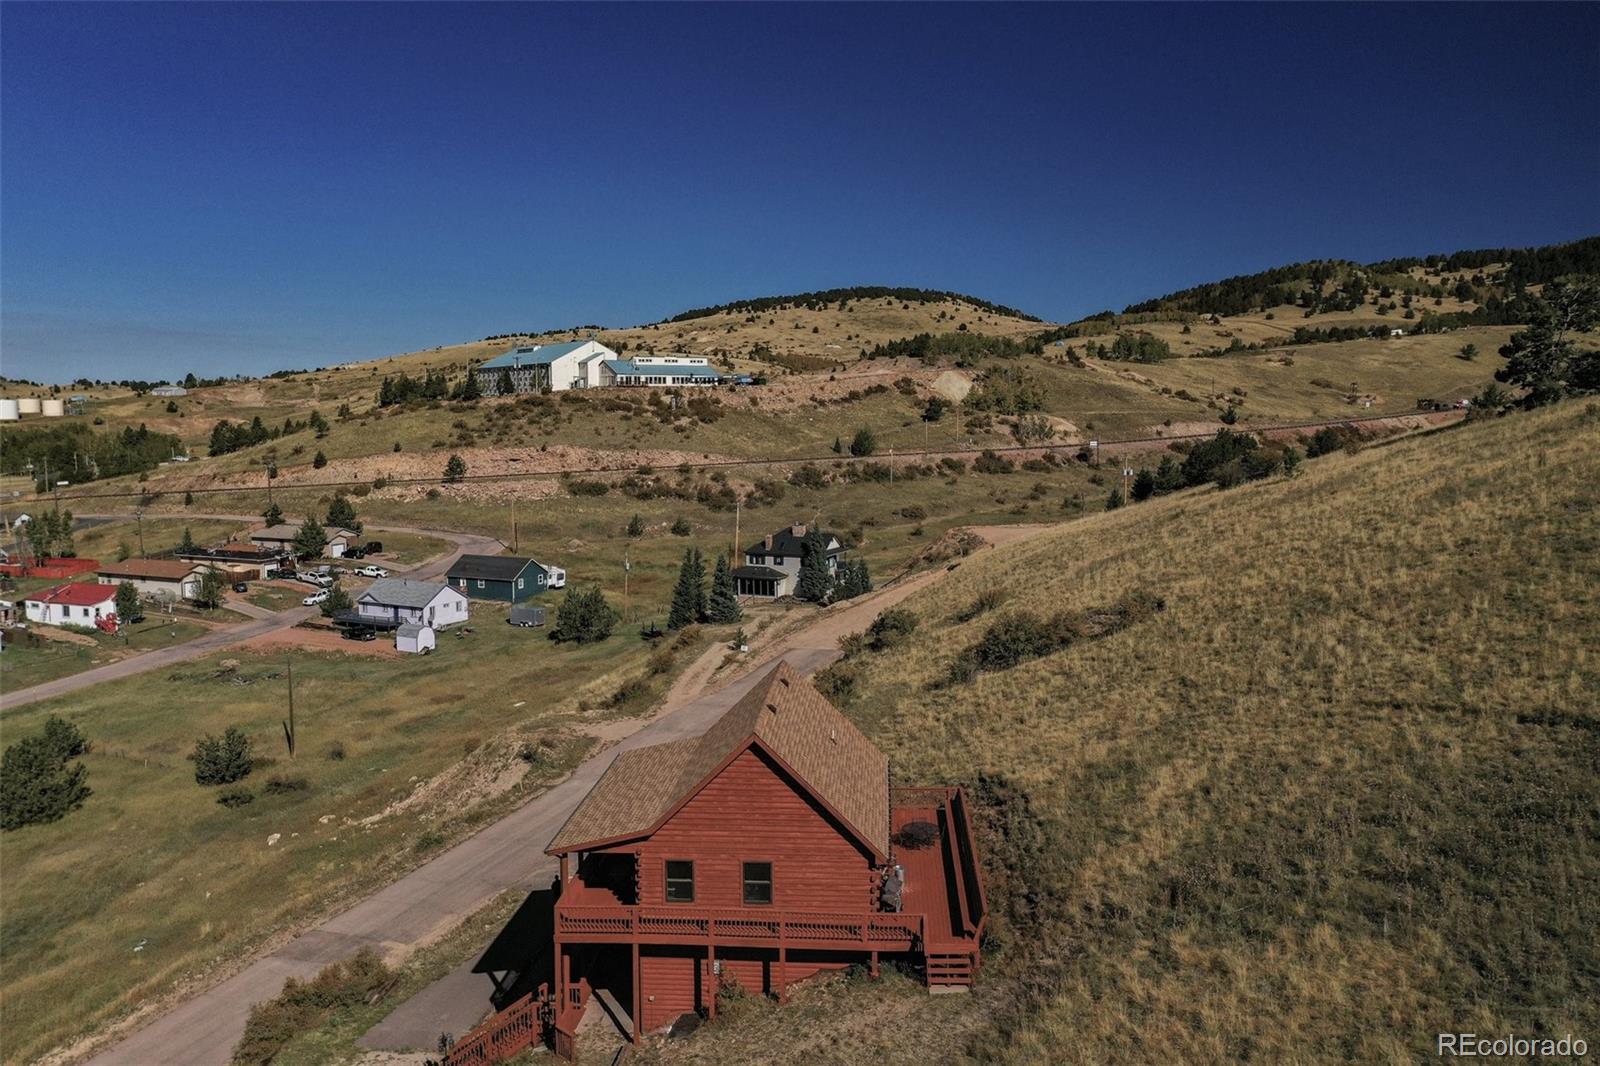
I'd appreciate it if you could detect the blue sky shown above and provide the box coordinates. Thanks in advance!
[3,3,1597,383]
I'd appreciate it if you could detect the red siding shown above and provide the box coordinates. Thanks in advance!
[635,746,876,912]
[640,949,699,1030]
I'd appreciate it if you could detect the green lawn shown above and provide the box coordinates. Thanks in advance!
[364,529,451,566]
[0,617,209,691]
[0,601,710,1065]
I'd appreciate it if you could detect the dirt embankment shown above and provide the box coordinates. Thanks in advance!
[142,444,740,500]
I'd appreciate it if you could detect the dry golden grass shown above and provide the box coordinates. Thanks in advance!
[643,400,1599,1064]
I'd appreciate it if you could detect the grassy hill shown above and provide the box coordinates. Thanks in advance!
[631,399,1600,1064]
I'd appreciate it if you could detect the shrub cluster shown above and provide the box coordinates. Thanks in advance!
[233,950,393,1065]
[193,727,254,786]
[943,591,1165,685]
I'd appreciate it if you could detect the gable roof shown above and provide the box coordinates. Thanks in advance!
[26,582,117,607]
[447,554,540,582]
[546,660,889,860]
[251,524,357,542]
[479,341,593,370]
[96,559,204,581]
[359,577,452,608]
[745,524,843,558]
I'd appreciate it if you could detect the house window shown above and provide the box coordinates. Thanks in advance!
[772,556,783,565]
[476,579,485,589]
[665,860,695,903]
[517,577,523,589]
[742,862,773,905]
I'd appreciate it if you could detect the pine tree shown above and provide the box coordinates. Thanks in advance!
[114,581,142,623]
[326,494,361,533]
[497,368,515,395]
[795,529,833,603]
[292,515,328,559]
[312,450,327,469]
[626,514,645,538]
[444,454,467,483]
[668,549,702,630]
[1106,488,1125,510]
[1131,469,1157,502]
[708,554,742,623]
[262,501,285,526]
[691,548,707,621]
[460,371,481,401]
[178,527,197,553]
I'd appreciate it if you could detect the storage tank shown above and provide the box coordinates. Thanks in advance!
[41,399,66,417]
[0,399,19,421]
[16,397,42,415]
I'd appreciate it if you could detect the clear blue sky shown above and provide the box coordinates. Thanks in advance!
[4,3,1597,383]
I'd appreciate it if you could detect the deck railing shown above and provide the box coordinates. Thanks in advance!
[556,905,923,948]
[443,990,542,1066]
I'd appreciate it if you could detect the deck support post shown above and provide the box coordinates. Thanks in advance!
[631,939,642,1045]
[705,942,717,1020]
[777,944,788,1005]
[869,950,880,980]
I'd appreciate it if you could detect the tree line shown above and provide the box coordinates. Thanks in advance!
[670,287,1041,323]
[0,423,182,486]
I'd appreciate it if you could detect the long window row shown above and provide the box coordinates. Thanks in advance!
[664,860,772,905]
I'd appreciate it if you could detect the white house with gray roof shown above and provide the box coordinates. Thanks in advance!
[732,522,843,598]
[475,340,618,394]
[356,578,468,628]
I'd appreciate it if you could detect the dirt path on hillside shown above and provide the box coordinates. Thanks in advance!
[579,522,1052,746]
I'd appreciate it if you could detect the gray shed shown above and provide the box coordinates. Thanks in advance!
[396,622,435,654]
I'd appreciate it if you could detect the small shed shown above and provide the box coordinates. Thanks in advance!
[396,622,435,654]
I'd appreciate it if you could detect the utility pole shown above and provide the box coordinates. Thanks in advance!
[511,500,518,553]
[888,447,893,485]
[136,511,146,558]
[623,545,631,623]
[1123,465,1134,504]
[733,498,741,564]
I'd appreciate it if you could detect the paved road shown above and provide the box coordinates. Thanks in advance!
[0,519,500,711]
[77,533,987,1065]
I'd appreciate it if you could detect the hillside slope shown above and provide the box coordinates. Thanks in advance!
[638,400,1600,1065]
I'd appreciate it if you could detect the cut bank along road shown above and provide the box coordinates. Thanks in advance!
[0,518,502,712]
[76,524,1047,1066]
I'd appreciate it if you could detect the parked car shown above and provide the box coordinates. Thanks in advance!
[302,589,330,606]
[355,565,389,579]
[299,572,334,588]
[342,627,376,642]
[363,541,384,554]
[266,567,290,580]
[232,582,248,593]
[343,547,366,560]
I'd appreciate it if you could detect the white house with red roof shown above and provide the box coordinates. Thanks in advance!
[23,582,118,627]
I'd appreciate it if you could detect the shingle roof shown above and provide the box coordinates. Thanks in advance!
[360,578,450,609]
[397,621,431,637]
[26,582,118,607]
[547,661,890,859]
[745,525,842,557]
[447,554,539,581]
[479,341,591,370]
[251,524,357,542]
[732,565,786,580]
[96,559,204,581]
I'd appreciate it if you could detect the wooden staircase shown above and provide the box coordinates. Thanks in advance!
[924,951,976,991]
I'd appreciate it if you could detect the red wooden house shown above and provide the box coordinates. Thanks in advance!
[459,660,986,1060]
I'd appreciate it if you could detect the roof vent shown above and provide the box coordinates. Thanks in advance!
[791,524,807,537]
[764,534,774,549]
[765,702,778,714]
[778,676,790,688]
[829,728,838,744]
